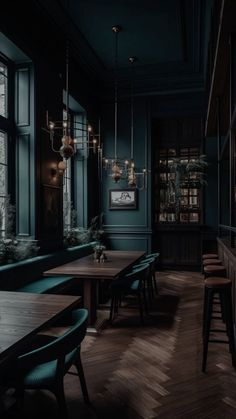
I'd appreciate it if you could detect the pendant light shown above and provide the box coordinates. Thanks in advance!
[111,25,122,183]
[103,26,129,182]
[127,56,137,188]
[127,56,148,190]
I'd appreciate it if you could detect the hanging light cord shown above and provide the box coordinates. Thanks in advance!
[113,27,119,161]
[65,40,70,136]
[130,61,134,161]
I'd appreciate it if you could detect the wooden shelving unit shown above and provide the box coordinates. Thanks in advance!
[152,116,204,268]
[156,146,202,224]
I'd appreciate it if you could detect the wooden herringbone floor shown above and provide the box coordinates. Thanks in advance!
[5,271,236,418]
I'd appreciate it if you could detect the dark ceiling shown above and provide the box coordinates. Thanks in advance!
[34,0,213,95]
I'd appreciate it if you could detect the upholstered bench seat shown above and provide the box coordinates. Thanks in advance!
[17,276,75,294]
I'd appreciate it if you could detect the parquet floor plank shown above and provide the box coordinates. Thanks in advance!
[4,270,236,418]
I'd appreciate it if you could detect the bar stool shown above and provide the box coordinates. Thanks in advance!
[202,253,218,260]
[203,264,226,278]
[203,259,222,266]
[202,277,236,372]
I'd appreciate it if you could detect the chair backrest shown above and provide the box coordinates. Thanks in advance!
[17,308,88,369]
[143,254,159,269]
[125,263,150,289]
[133,256,156,270]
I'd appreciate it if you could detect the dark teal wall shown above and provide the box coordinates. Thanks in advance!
[101,97,152,252]
[1,5,100,252]
[101,91,209,252]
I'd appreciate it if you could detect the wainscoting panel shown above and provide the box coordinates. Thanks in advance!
[104,232,152,253]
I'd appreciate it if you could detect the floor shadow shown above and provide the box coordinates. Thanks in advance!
[109,293,180,329]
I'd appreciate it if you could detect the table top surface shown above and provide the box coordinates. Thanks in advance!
[44,250,145,279]
[0,291,81,365]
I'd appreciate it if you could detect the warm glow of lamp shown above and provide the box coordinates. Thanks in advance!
[58,160,67,175]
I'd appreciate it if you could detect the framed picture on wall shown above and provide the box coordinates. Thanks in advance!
[109,189,137,210]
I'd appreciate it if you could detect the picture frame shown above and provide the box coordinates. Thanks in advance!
[109,189,137,210]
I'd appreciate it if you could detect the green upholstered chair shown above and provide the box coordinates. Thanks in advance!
[140,253,160,295]
[133,256,157,300]
[6,308,89,417]
[109,263,150,324]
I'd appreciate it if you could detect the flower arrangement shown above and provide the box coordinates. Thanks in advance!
[93,243,107,263]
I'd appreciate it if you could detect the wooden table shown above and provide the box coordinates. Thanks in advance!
[44,250,145,326]
[0,291,81,366]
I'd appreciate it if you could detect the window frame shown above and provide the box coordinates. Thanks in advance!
[0,54,15,236]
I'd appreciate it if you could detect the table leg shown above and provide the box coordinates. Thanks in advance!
[83,278,97,326]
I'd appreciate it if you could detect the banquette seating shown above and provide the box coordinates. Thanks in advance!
[0,242,97,294]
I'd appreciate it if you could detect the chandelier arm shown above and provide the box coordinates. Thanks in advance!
[50,134,61,154]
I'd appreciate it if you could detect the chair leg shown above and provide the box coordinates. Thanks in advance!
[142,288,148,314]
[202,288,213,373]
[219,292,226,324]
[153,273,158,295]
[109,296,115,322]
[15,385,25,412]
[114,295,119,314]
[202,286,207,338]
[54,381,68,418]
[146,277,153,304]
[223,289,236,366]
[74,353,90,404]
[138,293,144,325]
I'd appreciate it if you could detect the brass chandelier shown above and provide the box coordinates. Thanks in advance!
[43,40,100,172]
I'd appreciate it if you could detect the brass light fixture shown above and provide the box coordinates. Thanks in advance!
[102,29,148,189]
[43,41,99,169]
[103,25,130,183]
[127,56,148,190]
[111,25,122,183]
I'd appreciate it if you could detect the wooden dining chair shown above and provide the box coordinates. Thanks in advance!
[5,308,89,417]
[109,263,150,324]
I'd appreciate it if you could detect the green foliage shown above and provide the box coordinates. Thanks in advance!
[85,213,105,244]
[0,196,39,265]
[63,207,105,248]
[0,238,39,265]
[63,205,88,247]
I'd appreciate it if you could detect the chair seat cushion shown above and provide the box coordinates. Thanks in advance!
[17,276,74,294]
[130,279,139,291]
[22,348,78,388]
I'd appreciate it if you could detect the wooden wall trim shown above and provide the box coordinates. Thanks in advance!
[217,237,236,323]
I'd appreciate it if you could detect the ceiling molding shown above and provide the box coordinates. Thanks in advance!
[34,0,210,96]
